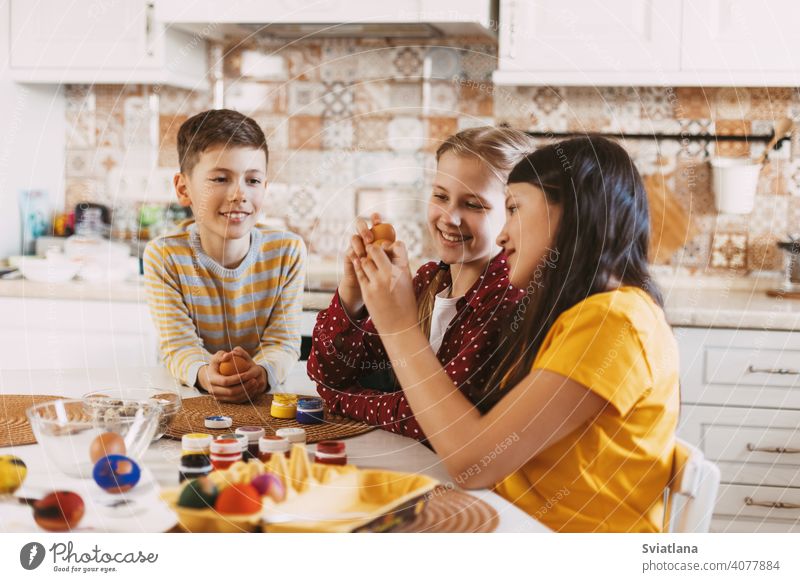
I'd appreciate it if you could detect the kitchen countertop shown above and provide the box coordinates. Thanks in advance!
[0,276,335,311]
[658,270,800,331]
[3,268,800,331]
[0,366,548,534]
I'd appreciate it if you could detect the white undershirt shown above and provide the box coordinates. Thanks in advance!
[429,287,462,355]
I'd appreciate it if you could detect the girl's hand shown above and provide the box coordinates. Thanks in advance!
[338,212,383,318]
[352,241,418,336]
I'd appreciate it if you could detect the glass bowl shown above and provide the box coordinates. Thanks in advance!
[82,388,182,441]
[27,399,162,479]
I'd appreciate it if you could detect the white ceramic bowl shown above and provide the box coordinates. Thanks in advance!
[18,257,81,283]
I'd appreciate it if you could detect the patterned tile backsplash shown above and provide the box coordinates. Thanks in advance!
[64,37,800,275]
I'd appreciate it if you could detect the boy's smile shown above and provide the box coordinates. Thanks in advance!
[175,145,267,268]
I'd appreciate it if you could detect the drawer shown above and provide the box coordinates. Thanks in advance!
[705,425,800,467]
[676,327,800,408]
[711,516,800,533]
[715,483,800,522]
[715,462,800,488]
[705,346,800,388]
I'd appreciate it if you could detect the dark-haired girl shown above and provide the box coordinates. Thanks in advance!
[350,136,679,532]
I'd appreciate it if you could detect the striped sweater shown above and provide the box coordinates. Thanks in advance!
[143,224,306,388]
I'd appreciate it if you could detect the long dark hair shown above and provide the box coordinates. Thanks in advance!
[486,135,663,399]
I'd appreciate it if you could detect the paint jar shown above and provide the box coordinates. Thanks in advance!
[314,440,347,465]
[179,454,212,482]
[216,433,248,456]
[258,436,291,462]
[275,427,307,446]
[296,397,324,424]
[210,439,242,470]
[270,394,298,419]
[235,426,265,460]
[181,433,212,456]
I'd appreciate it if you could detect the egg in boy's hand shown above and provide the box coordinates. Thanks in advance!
[219,354,250,376]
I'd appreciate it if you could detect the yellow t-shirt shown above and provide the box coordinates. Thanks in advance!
[493,287,680,532]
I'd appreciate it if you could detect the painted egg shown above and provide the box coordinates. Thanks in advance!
[177,477,218,509]
[370,223,396,245]
[250,472,286,503]
[219,355,249,376]
[0,455,27,495]
[93,454,141,493]
[214,483,262,515]
[89,432,126,464]
[33,491,85,531]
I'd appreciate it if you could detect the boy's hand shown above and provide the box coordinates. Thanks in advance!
[339,212,383,319]
[197,348,268,403]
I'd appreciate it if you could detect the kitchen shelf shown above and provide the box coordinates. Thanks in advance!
[516,129,791,156]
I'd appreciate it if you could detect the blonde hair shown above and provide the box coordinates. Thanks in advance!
[418,126,534,341]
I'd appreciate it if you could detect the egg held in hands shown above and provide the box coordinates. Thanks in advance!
[370,223,396,246]
[219,355,250,376]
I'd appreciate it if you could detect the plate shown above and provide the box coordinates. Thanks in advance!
[0,466,177,533]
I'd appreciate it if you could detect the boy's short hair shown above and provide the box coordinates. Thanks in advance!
[177,109,268,174]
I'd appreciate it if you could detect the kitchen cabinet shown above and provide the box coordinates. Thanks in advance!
[497,0,680,78]
[682,0,800,75]
[158,0,418,24]
[9,0,207,89]
[0,293,319,392]
[0,297,159,371]
[156,0,497,37]
[494,0,800,86]
[676,326,800,533]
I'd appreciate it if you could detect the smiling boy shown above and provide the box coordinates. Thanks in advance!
[143,109,306,402]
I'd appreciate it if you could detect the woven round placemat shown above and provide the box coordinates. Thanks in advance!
[398,486,499,533]
[164,394,374,443]
[0,395,65,447]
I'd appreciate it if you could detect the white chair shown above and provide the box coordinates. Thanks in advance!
[663,437,721,533]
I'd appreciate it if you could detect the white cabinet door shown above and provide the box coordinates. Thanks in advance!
[682,0,800,72]
[498,0,681,73]
[156,0,421,23]
[9,0,207,89]
[10,0,158,70]
[0,297,159,371]
[675,326,800,410]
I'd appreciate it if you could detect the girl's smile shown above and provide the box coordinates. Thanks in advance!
[428,151,506,268]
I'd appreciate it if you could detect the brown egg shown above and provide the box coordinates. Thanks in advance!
[370,223,396,245]
[33,491,85,531]
[89,432,126,464]
[219,355,250,376]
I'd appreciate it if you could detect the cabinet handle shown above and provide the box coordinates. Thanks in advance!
[746,365,800,376]
[746,443,800,454]
[745,497,800,509]
[507,0,517,60]
[145,1,155,57]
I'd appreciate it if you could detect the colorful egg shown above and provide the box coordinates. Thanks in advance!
[93,454,141,493]
[370,223,396,245]
[214,483,262,515]
[0,455,27,495]
[177,477,218,509]
[250,472,286,503]
[89,432,126,464]
[219,355,249,376]
[33,491,85,531]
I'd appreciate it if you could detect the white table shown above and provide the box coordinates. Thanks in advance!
[0,366,549,533]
